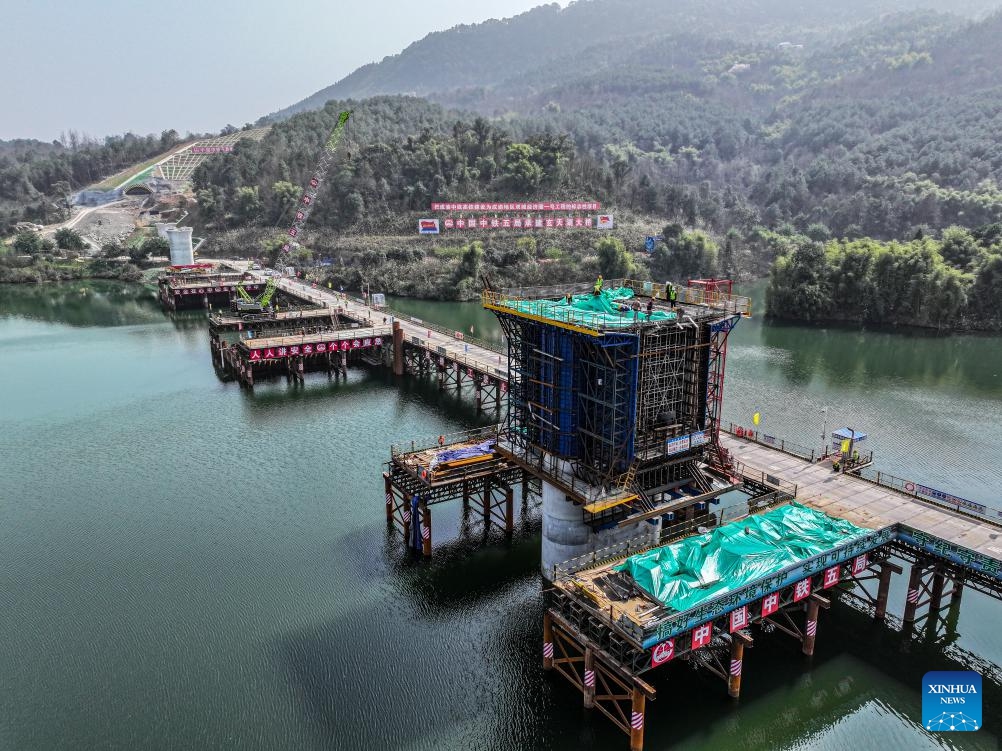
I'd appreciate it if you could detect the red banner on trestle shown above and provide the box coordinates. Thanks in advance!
[249,336,383,361]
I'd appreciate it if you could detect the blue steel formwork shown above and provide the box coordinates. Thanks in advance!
[489,283,738,504]
[498,312,640,488]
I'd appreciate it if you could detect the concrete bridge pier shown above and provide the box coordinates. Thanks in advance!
[540,468,659,580]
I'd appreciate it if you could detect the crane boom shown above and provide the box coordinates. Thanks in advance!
[280,110,352,258]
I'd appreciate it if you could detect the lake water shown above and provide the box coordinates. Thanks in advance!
[0,280,999,751]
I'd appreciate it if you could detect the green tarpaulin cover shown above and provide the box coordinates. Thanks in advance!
[614,503,869,613]
[507,287,677,328]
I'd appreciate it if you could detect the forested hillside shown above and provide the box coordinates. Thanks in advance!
[0,131,183,230]
[271,0,999,118]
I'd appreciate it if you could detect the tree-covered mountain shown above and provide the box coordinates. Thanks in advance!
[6,0,1002,330]
[270,0,999,120]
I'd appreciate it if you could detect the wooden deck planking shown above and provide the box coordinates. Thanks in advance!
[721,435,1002,564]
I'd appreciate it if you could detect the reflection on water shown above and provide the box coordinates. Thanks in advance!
[0,279,163,327]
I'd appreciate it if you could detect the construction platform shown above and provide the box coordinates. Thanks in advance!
[485,279,749,563]
[157,270,252,311]
[383,427,534,557]
[208,305,351,334]
[218,325,391,386]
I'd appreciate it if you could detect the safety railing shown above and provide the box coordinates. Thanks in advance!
[731,459,799,497]
[411,338,508,377]
[487,279,751,328]
[496,435,615,505]
[390,424,499,458]
[384,305,504,354]
[552,529,662,581]
[722,423,819,463]
[483,289,634,333]
[853,467,1002,527]
[618,279,752,318]
[235,325,390,350]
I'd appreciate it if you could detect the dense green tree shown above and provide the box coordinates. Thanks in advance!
[502,143,543,194]
[139,236,170,261]
[269,180,302,223]
[54,227,86,250]
[233,186,262,224]
[13,230,42,255]
[596,236,633,279]
[651,230,717,281]
[939,226,981,270]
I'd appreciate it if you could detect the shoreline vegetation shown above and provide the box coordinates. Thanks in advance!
[3,225,1000,336]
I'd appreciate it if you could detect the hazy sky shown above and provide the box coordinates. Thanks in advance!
[2,0,558,142]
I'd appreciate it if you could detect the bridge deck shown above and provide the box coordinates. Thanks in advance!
[234,325,391,351]
[209,307,345,330]
[231,268,508,378]
[720,434,1002,566]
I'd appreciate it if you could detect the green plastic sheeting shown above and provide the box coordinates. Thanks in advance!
[507,287,677,328]
[614,503,869,613]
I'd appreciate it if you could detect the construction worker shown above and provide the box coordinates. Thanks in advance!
[565,292,573,305]
[593,275,604,296]
[646,298,654,320]
[851,448,860,466]
[667,283,678,308]
[832,457,841,473]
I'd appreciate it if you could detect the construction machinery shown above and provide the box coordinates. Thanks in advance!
[277,110,352,264]
[231,277,277,315]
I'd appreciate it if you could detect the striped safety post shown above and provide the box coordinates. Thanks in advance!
[802,597,821,656]
[542,612,553,670]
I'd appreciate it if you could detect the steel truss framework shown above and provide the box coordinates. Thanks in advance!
[495,308,736,501]
[401,345,507,414]
[384,467,529,557]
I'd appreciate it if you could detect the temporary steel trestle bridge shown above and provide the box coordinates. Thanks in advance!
[169,264,1002,750]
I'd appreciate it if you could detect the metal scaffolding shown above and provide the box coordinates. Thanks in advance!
[487,278,747,513]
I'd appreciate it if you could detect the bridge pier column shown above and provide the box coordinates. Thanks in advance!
[928,569,947,617]
[421,501,432,558]
[802,597,820,656]
[340,350,347,376]
[392,321,404,376]
[903,562,926,625]
[475,385,482,413]
[401,492,412,547]
[583,648,596,708]
[384,473,393,523]
[728,632,751,699]
[505,485,514,534]
[629,686,646,751]
[542,611,554,670]
[874,563,895,621]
